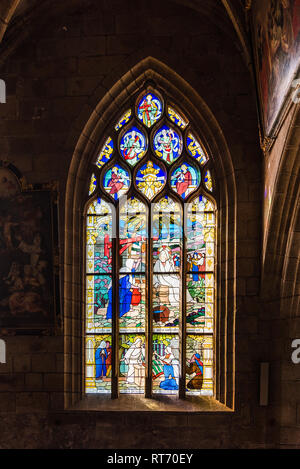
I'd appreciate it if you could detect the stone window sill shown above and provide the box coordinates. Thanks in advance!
[69,395,233,413]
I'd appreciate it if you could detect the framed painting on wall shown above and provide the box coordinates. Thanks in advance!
[0,161,60,333]
[252,0,300,138]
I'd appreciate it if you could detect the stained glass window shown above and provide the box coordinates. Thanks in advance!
[85,89,216,398]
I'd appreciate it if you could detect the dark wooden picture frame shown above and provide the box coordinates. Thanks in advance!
[0,161,60,334]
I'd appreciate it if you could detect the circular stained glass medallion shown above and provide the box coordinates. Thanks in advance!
[170,163,200,199]
[137,92,163,128]
[153,125,182,164]
[103,165,130,200]
[119,126,147,166]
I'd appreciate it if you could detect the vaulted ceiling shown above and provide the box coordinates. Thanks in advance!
[0,0,252,66]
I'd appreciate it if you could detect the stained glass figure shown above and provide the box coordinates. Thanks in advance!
[152,196,182,331]
[119,335,145,393]
[186,335,213,396]
[96,137,114,168]
[86,198,114,333]
[152,334,179,394]
[119,126,147,166]
[89,173,97,195]
[86,335,112,393]
[167,106,188,129]
[86,274,112,332]
[153,125,182,164]
[186,274,214,333]
[86,92,216,398]
[87,197,113,216]
[186,133,208,166]
[136,161,166,200]
[115,109,132,131]
[137,93,162,128]
[185,195,215,333]
[186,195,215,273]
[170,163,200,199]
[120,197,147,272]
[204,169,213,192]
[103,165,130,200]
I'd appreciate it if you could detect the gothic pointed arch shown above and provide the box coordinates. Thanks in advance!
[64,57,237,409]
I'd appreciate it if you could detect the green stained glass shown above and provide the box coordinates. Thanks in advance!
[85,93,216,398]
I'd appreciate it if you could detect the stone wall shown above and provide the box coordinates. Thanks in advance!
[0,0,290,449]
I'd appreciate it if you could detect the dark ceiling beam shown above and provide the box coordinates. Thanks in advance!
[221,0,252,67]
[0,0,21,42]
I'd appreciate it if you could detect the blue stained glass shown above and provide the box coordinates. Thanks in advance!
[170,163,200,199]
[103,165,130,200]
[96,137,114,168]
[115,109,132,131]
[137,93,163,128]
[136,161,166,200]
[119,126,147,166]
[167,106,188,129]
[152,334,179,394]
[153,125,182,164]
[186,133,208,165]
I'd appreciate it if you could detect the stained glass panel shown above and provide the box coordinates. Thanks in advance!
[152,334,179,394]
[86,214,112,274]
[153,125,182,164]
[170,163,200,199]
[87,197,112,215]
[119,274,146,332]
[186,195,215,272]
[89,173,97,195]
[137,93,162,128]
[119,197,147,273]
[153,274,181,331]
[204,169,213,192]
[96,137,114,168]
[186,133,208,166]
[86,274,112,333]
[186,335,213,396]
[186,273,214,333]
[119,126,147,166]
[136,161,166,200]
[86,91,216,398]
[103,165,130,200]
[86,335,112,393]
[115,109,132,131]
[167,106,188,129]
[119,335,145,393]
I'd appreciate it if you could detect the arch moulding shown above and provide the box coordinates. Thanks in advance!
[64,56,237,410]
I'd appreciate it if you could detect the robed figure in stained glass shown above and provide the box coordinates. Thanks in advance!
[175,164,192,198]
[154,346,179,390]
[156,128,176,163]
[153,246,180,305]
[186,353,203,390]
[139,94,159,127]
[189,252,205,281]
[122,337,145,385]
[107,166,126,199]
[95,340,108,379]
[106,259,141,319]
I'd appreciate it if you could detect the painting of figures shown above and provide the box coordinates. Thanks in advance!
[254,0,300,134]
[0,167,55,329]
